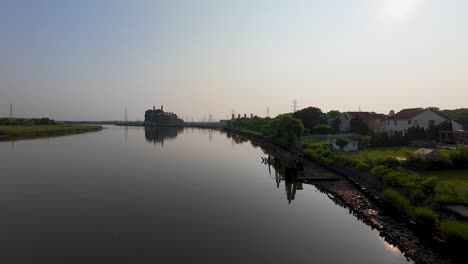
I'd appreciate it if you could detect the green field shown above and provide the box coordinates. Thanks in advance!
[302,137,332,147]
[429,170,468,189]
[337,146,454,161]
[0,125,102,137]
[337,146,417,160]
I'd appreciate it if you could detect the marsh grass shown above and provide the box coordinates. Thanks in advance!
[0,125,101,137]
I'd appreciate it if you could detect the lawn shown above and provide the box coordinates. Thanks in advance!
[428,170,468,189]
[0,125,102,137]
[337,146,417,161]
[337,146,455,162]
[302,137,332,147]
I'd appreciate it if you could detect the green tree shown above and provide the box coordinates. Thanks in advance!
[274,114,304,143]
[312,124,332,135]
[326,110,341,119]
[331,118,341,133]
[349,117,369,135]
[293,107,325,132]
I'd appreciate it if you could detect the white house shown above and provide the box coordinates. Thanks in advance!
[386,108,447,136]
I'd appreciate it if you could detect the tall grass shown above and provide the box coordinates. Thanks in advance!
[413,207,438,226]
[382,188,412,213]
[440,220,468,243]
[0,125,101,136]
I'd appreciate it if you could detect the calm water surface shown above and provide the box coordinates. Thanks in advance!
[0,126,411,263]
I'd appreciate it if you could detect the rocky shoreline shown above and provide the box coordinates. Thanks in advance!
[227,130,454,264]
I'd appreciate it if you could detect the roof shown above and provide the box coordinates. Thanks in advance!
[414,148,440,155]
[347,112,387,120]
[389,108,426,120]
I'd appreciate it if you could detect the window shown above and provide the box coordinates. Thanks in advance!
[387,120,390,126]
[394,120,397,126]
[408,120,411,125]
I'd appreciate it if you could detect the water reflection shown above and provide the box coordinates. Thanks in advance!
[262,151,305,204]
[144,126,184,147]
[0,126,411,264]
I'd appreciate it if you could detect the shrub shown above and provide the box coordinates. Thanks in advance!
[380,157,400,167]
[383,188,413,213]
[304,149,319,161]
[354,160,371,171]
[335,138,350,150]
[440,220,468,244]
[312,124,333,135]
[435,182,466,205]
[319,157,333,166]
[371,165,392,178]
[413,207,438,226]
[421,176,438,193]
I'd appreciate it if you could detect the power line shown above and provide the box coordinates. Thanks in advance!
[291,99,299,113]
[9,104,13,119]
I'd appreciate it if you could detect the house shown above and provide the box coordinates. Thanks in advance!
[437,120,465,143]
[338,112,387,133]
[386,108,459,137]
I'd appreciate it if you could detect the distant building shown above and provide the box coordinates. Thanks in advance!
[338,112,387,133]
[144,105,184,126]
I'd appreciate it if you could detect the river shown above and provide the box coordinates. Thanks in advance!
[0,126,411,263]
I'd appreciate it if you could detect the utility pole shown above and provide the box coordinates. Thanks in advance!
[9,104,13,119]
[291,99,299,113]
[124,107,128,125]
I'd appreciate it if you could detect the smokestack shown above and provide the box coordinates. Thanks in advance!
[238,114,240,119]
[161,105,164,111]
[244,114,247,118]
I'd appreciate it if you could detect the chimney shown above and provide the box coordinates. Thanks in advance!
[238,114,240,119]
[161,105,164,111]
[244,114,247,118]
[153,106,155,111]
[250,113,253,118]
[231,114,235,119]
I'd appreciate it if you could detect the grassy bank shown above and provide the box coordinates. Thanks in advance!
[0,125,102,138]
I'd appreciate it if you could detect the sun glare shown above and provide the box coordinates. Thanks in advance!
[382,0,421,21]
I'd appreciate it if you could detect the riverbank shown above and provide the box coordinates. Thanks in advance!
[0,125,102,140]
[223,128,454,264]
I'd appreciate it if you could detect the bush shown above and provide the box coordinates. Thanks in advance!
[413,207,438,226]
[435,182,466,205]
[441,220,468,244]
[354,160,371,171]
[312,124,333,135]
[421,176,438,193]
[380,157,400,167]
[319,157,332,166]
[371,165,392,178]
[304,149,319,161]
[335,138,349,150]
[383,188,413,213]
[449,146,468,169]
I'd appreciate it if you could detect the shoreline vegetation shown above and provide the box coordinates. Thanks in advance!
[223,112,468,263]
[0,118,103,140]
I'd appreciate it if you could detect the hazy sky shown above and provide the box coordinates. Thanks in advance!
[1,0,467,121]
